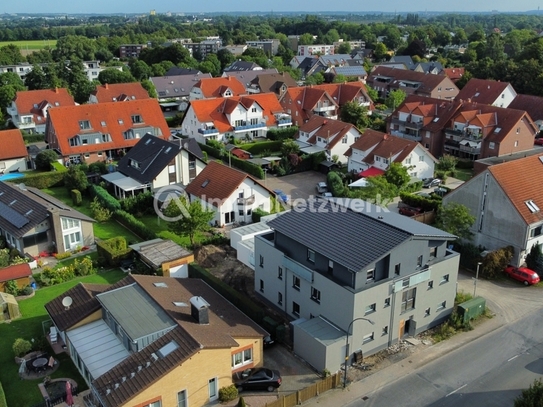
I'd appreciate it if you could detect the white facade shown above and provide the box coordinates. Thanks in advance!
[0,156,27,173]
[7,101,51,134]
[298,127,361,165]
[298,45,335,56]
[491,84,517,108]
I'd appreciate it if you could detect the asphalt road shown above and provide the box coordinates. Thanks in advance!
[346,306,543,407]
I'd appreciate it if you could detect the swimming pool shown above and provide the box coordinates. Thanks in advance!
[0,173,24,181]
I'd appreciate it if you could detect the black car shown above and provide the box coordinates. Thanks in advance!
[422,178,441,188]
[233,368,282,392]
[263,335,275,348]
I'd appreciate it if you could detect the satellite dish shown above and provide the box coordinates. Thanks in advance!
[62,296,73,310]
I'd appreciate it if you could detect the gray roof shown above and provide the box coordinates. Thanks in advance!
[333,66,367,77]
[97,283,176,340]
[223,60,262,72]
[296,316,345,346]
[138,239,192,269]
[150,73,212,99]
[223,68,278,89]
[164,67,202,76]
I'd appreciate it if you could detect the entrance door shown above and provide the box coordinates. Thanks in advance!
[225,212,230,224]
[404,317,417,337]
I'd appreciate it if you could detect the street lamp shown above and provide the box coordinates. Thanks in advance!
[343,317,375,388]
[473,261,482,298]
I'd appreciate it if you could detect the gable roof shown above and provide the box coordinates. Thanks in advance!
[192,76,246,98]
[151,73,212,99]
[0,129,28,160]
[487,154,543,225]
[47,99,169,155]
[455,78,513,105]
[250,72,298,94]
[299,116,359,149]
[90,83,150,103]
[368,66,455,95]
[164,67,202,76]
[443,67,465,82]
[332,66,367,77]
[185,161,269,206]
[509,94,543,123]
[223,60,262,72]
[13,88,75,124]
[0,263,31,282]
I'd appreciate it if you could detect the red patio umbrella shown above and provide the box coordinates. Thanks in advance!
[65,380,73,406]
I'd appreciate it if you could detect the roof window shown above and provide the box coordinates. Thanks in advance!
[526,200,540,213]
[153,282,168,288]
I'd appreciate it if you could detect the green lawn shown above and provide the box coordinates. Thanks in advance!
[453,168,474,182]
[43,187,142,243]
[0,269,125,407]
[0,39,57,50]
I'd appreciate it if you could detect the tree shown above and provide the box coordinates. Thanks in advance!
[98,68,135,84]
[337,42,351,55]
[280,139,300,157]
[128,59,152,81]
[384,162,410,190]
[63,165,89,192]
[305,72,325,85]
[339,101,370,129]
[298,33,314,45]
[0,72,25,110]
[35,150,58,171]
[436,155,459,173]
[90,197,112,222]
[327,171,345,197]
[515,378,543,407]
[525,244,543,274]
[141,79,158,98]
[385,89,406,110]
[164,197,215,247]
[24,65,48,90]
[435,202,475,240]
[217,48,235,71]
[373,43,389,62]
[351,176,398,206]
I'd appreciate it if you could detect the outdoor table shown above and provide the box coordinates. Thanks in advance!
[33,357,48,369]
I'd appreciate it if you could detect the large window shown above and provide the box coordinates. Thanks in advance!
[292,302,300,317]
[232,347,253,369]
[401,288,416,313]
[293,276,300,290]
[61,217,83,251]
[177,390,187,407]
[311,287,321,303]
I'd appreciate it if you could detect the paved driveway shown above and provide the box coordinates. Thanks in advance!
[265,171,327,202]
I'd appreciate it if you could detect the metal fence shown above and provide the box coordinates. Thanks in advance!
[265,373,340,407]
[29,385,78,407]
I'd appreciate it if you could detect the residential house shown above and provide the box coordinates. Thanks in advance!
[219,45,248,56]
[189,76,246,101]
[150,73,212,111]
[345,129,437,179]
[185,161,274,226]
[7,88,76,134]
[0,181,94,256]
[45,274,267,407]
[329,66,368,82]
[0,129,29,173]
[297,57,326,78]
[443,67,465,84]
[223,60,263,72]
[83,61,122,82]
[297,116,363,164]
[254,198,459,372]
[387,55,416,70]
[246,39,280,56]
[443,154,543,266]
[289,55,307,69]
[222,68,279,93]
[183,93,292,143]
[317,54,353,68]
[367,66,459,100]
[88,83,150,104]
[183,38,222,59]
[105,134,206,198]
[455,78,517,108]
[0,60,114,82]
[298,44,335,56]
[280,82,373,126]
[333,39,366,50]
[164,67,202,76]
[119,44,147,58]
[45,99,170,164]
[509,94,543,131]
[0,263,32,292]
[247,72,298,97]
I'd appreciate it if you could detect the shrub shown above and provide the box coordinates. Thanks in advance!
[218,385,238,402]
[243,140,283,155]
[63,165,89,192]
[252,208,269,223]
[266,126,298,141]
[23,133,45,144]
[72,256,95,276]
[54,252,72,260]
[230,156,264,179]
[113,210,157,240]
[89,185,122,212]
[96,237,133,266]
[88,161,108,174]
[327,171,345,197]
[12,338,32,357]
[90,197,112,222]
[11,171,64,188]
[18,285,33,296]
[399,192,441,212]
[237,396,247,407]
[435,170,448,183]
[35,150,58,171]
[4,280,18,295]
[0,249,9,268]
[71,189,82,206]
[120,191,154,215]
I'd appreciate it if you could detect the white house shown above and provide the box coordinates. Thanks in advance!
[455,78,517,108]
[184,161,274,226]
[345,129,437,179]
[0,129,28,173]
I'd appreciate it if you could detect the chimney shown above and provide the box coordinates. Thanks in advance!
[105,83,109,89]
[190,296,210,324]
[55,87,59,94]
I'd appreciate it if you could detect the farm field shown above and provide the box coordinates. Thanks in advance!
[0,39,56,54]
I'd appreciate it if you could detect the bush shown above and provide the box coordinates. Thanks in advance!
[12,338,32,357]
[96,237,133,267]
[11,171,64,188]
[243,140,283,155]
[90,197,112,222]
[120,191,154,215]
[54,252,72,260]
[4,280,18,295]
[252,208,269,223]
[71,189,82,206]
[237,396,247,407]
[399,192,441,212]
[88,161,108,174]
[327,171,345,197]
[23,134,45,143]
[435,170,448,183]
[35,266,76,286]
[266,126,298,141]
[72,256,95,276]
[456,159,474,170]
[113,210,157,240]
[230,156,264,179]
[89,185,122,212]
[219,385,238,402]
[35,150,58,171]
[18,285,33,296]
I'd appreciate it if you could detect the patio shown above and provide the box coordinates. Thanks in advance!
[18,352,60,380]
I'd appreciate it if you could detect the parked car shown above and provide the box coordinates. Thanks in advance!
[273,189,288,203]
[316,182,328,194]
[504,265,540,285]
[320,192,333,198]
[398,205,423,217]
[423,178,441,188]
[433,187,448,197]
[233,368,282,392]
[414,191,432,198]
[263,335,275,348]
[534,138,543,146]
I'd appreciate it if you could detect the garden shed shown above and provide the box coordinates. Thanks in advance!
[0,292,21,322]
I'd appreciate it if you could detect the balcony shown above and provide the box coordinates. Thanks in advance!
[459,143,480,154]
[198,127,219,135]
[313,104,336,113]
[234,121,267,132]
[237,195,255,205]
[390,130,422,142]
[390,117,423,130]
[17,121,36,129]
[276,116,292,126]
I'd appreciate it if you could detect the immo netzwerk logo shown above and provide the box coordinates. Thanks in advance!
[153,185,191,222]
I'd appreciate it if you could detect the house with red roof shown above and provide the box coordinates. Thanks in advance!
[88,82,151,104]
[455,78,517,108]
[183,93,292,144]
[443,154,543,266]
[189,76,246,101]
[45,99,170,164]
[345,129,437,179]
[509,94,543,131]
[184,161,274,226]
[443,67,465,84]
[279,82,373,127]
[0,129,29,173]
[296,116,363,164]
[0,263,31,292]
[7,88,76,134]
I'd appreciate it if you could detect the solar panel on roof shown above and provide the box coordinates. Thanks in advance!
[0,202,29,229]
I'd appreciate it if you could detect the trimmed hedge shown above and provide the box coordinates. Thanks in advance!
[6,171,65,188]
[189,263,265,324]
[71,189,82,206]
[198,142,264,179]
[23,134,45,143]
[96,237,132,266]
[113,210,157,241]
[252,208,269,223]
[266,126,298,141]
[399,191,441,212]
[89,185,122,212]
[243,140,283,155]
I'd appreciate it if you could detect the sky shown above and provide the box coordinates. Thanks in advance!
[2,0,542,14]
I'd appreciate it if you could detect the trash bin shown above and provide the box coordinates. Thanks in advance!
[30,282,37,290]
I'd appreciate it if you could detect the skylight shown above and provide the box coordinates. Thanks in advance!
[153,282,168,288]
[201,180,210,188]
[526,200,540,213]
[173,302,187,307]
[494,127,501,133]
[157,341,179,358]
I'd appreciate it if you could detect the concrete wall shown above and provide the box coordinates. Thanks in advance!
[0,157,27,173]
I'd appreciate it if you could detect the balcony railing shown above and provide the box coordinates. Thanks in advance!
[390,117,423,129]
[390,130,422,141]
[277,118,292,125]
[17,121,35,129]
[313,105,336,112]
[237,195,255,205]
[234,122,267,132]
[459,144,480,154]
[198,127,219,135]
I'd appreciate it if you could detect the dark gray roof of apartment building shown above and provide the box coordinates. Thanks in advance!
[164,67,202,76]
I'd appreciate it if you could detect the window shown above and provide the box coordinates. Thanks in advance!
[514,140,519,147]
[401,288,416,313]
[382,326,388,336]
[417,255,423,267]
[293,276,300,290]
[428,280,434,290]
[425,307,431,316]
[437,301,446,311]
[278,292,283,305]
[143,401,161,407]
[395,263,401,276]
[342,136,348,144]
[177,390,187,407]
[402,278,409,288]
[278,267,283,280]
[231,348,253,368]
[208,378,218,401]
[311,287,321,303]
[79,120,91,130]
[292,302,300,317]
[259,255,264,268]
[131,114,142,124]
[365,303,376,314]
[362,332,374,344]
[526,200,540,213]
[118,119,124,124]
[259,279,264,293]
[530,226,543,238]
[366,269,375,282]
[419,156,424,162]
[384,297,390,307]
[516,127,520,134]
[307,249,315,263]
[251,107,257,112]
[328,260,334,274]
[489,142,495,149]
[430,247,437,258]
[441,274,449,284]
[62,218,80,230]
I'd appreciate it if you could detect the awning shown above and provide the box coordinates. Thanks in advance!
[101,172,148,191]
[348,178,369,187]
[359,167,385,177]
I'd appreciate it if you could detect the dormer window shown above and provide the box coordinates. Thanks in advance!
[131,115,142,124]
[130,159,140,169]
[118,119,124,124]
[79,120,91,130]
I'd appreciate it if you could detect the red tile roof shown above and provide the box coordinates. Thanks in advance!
[299,116,359,149]
[0,263,31,282]
[13,88,75,125]
[46,99,169,156]
[509,94,543,123]
[456,78,513,105]
[0,129,27,160]
[443,67,465,82]
[488,154,543,225]
[193,76,246,98]
[90,82,150,103]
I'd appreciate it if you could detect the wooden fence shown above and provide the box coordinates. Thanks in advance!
[265,373,341,407]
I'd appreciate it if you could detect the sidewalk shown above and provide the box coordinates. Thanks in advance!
[301,313,504,407]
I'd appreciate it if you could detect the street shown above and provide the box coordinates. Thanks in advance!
[347,307,543,407]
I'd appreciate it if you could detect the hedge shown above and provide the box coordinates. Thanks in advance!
[252,208,269,223]
[96,237,132,266]
[113,210,157,241]
[243,140,283,155]
[89,185,122,212]
[189,263,265,324]
[23,134,45,143]
[7,171,64,188]
[266,126,298,141]
[399,191,441,212]
[198,142,264,179]
[71,189,82,206]
[0,381,6,407]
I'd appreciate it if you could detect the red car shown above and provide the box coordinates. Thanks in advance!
[534,138,543,146]
[399,205,422,217]
[504,266,540,285]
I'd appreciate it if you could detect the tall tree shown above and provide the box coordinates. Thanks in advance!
[98,68,135,84]
[339,101,370,129]
[384,162,410,190]
[435,202,475,240]
[164,197,215,247]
